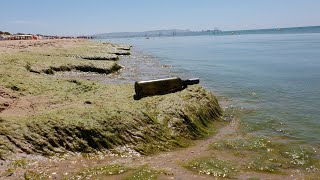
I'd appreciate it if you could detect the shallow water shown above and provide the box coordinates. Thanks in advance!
[54,50,178,84]
[100,33,320,144]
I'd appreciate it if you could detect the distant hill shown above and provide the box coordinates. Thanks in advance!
[222,26,320,35]
[94,29,192,38]
[93,26,320,39]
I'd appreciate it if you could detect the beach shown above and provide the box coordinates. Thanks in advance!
[0,39,224,179]
[0,39,319,179]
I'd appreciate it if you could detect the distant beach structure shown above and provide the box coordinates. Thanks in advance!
[0,34,38,40]
[0,33,93,41]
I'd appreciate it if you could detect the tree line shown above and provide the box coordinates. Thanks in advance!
[0,31,11,35]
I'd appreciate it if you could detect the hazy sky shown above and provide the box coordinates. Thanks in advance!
[1,0,319,35]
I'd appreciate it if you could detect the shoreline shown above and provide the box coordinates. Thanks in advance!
[0,39,224,179]
[96,38,320,178]
[106,35,320,143]
[0,39,319,179]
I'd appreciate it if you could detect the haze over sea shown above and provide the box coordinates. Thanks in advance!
[105,31,320,144]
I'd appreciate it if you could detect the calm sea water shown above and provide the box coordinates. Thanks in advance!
[105,33,320,144]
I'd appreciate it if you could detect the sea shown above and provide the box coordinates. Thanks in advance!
[101,32,320,145]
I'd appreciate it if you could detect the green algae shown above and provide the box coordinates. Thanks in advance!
[247,178,260,180]
[181,135,319,178]
[183,157,237,178]
[124,166,169,180]
[246,155,282,173]
[10,159,28,168]
[0,158,49,179]
[68,164,128,179]
[0,40,223,159]
[66,164,168,180]
[210,136,320,174]
[24,170,48,180]
[210,137,271,151]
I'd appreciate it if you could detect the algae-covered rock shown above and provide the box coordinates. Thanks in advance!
[0,85,222,158]
[77,54,119,61]
[0,40,222,159]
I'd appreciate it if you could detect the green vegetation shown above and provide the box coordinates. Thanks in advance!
[210,137,271,151]
[181,136,319,178]
[68,164,128,179]
[0,31,11,35]
[24,170,48,180]
[124,166,168,180]
[247,178,260,180]
[0,158,49,179]
[67,164,168,180]
[0,40,223,160]
[210,136,320,174]
[184,157,236,178]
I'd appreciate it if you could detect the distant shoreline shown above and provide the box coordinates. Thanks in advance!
[94,25,320,39]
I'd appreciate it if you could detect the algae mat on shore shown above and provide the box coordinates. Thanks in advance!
[0,40,222,160]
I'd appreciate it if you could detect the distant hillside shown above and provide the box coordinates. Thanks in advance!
[93,26,320,39]
[223,26,320,35]
[94,29,193,38]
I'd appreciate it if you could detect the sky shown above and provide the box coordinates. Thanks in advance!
[1,0,320,35]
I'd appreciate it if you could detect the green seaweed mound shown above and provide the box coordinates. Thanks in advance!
[0,85,222,158]
[0,40,222,159]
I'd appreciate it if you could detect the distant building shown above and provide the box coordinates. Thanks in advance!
[0,35,10,40]
[1,34,90,41]
[14,35,33,40]
[0,34,42,40]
